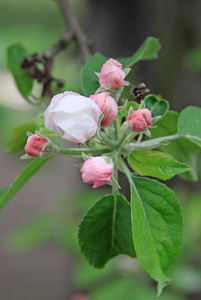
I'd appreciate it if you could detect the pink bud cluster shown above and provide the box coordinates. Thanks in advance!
[24,58,152,189]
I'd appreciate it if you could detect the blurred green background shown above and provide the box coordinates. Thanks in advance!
[0,0,201,299]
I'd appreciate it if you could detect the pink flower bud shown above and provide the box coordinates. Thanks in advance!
[89,92,118,126]
[24,134,49,157]
[99,58,125,90]
[80,156,113,188]
[70,293,90,300]
[128,108,152,131]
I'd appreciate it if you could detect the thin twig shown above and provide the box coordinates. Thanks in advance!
[57,0,92,63]
[38,30,75,61]
[21,0,92,99]
[21,30,75,98]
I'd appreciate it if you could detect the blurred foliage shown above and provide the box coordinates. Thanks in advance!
[5,186,201,299]
[0,0,83,94]
[185,45,201,72]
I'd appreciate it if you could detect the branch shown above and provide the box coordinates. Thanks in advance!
[21,0,92,99]
[21,30,75,98]
[38,30,75,61]
[57,0,92,63]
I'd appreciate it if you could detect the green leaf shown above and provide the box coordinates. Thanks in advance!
[157,281,170,297]
[78,193,136,268]
[7,44,34,99]
[0,157,52,211]
[35,115,61,137]
[128,149,191,180]
[6,122,35,152]
[81,52,108,96]
[151,111,200,181]
[130,176,183,282]
[178,106,201,147]
[144,94,169,118]
[119,37,161,68]
[0,189,9,200]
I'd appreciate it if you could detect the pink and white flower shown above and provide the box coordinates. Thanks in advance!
[44,92,102,143]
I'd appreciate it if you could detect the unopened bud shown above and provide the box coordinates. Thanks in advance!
[128,108,152,131]
[80,156,113,188]
[99,58,126,90]
[90,92,118,126]
[24,134,51,158]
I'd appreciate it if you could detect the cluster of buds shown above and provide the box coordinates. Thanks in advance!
[24,58,152,188]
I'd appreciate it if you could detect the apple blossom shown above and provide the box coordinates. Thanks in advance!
[89,92,118,126]
[24,134,50,157]
[44,92,102,143]
[128,108,152,131]
[99,58,126,90]
[80,156,114,188]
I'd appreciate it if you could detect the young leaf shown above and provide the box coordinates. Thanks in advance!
[130,175,183,282]
[81,52,109,96]
[151,111,200,181]
[7,44,34,99]
[128,150,191,180]
[119,37,161,68]
[6,122,35,152]
[144,94,169,118]
[78,193,136,268]
[35,116,61,137]
[178,106,201,147]
[0,157,52,211]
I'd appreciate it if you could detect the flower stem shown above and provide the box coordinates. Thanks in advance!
[55,146,111,156]
[111,159,118,250]
[122,134,180,154]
